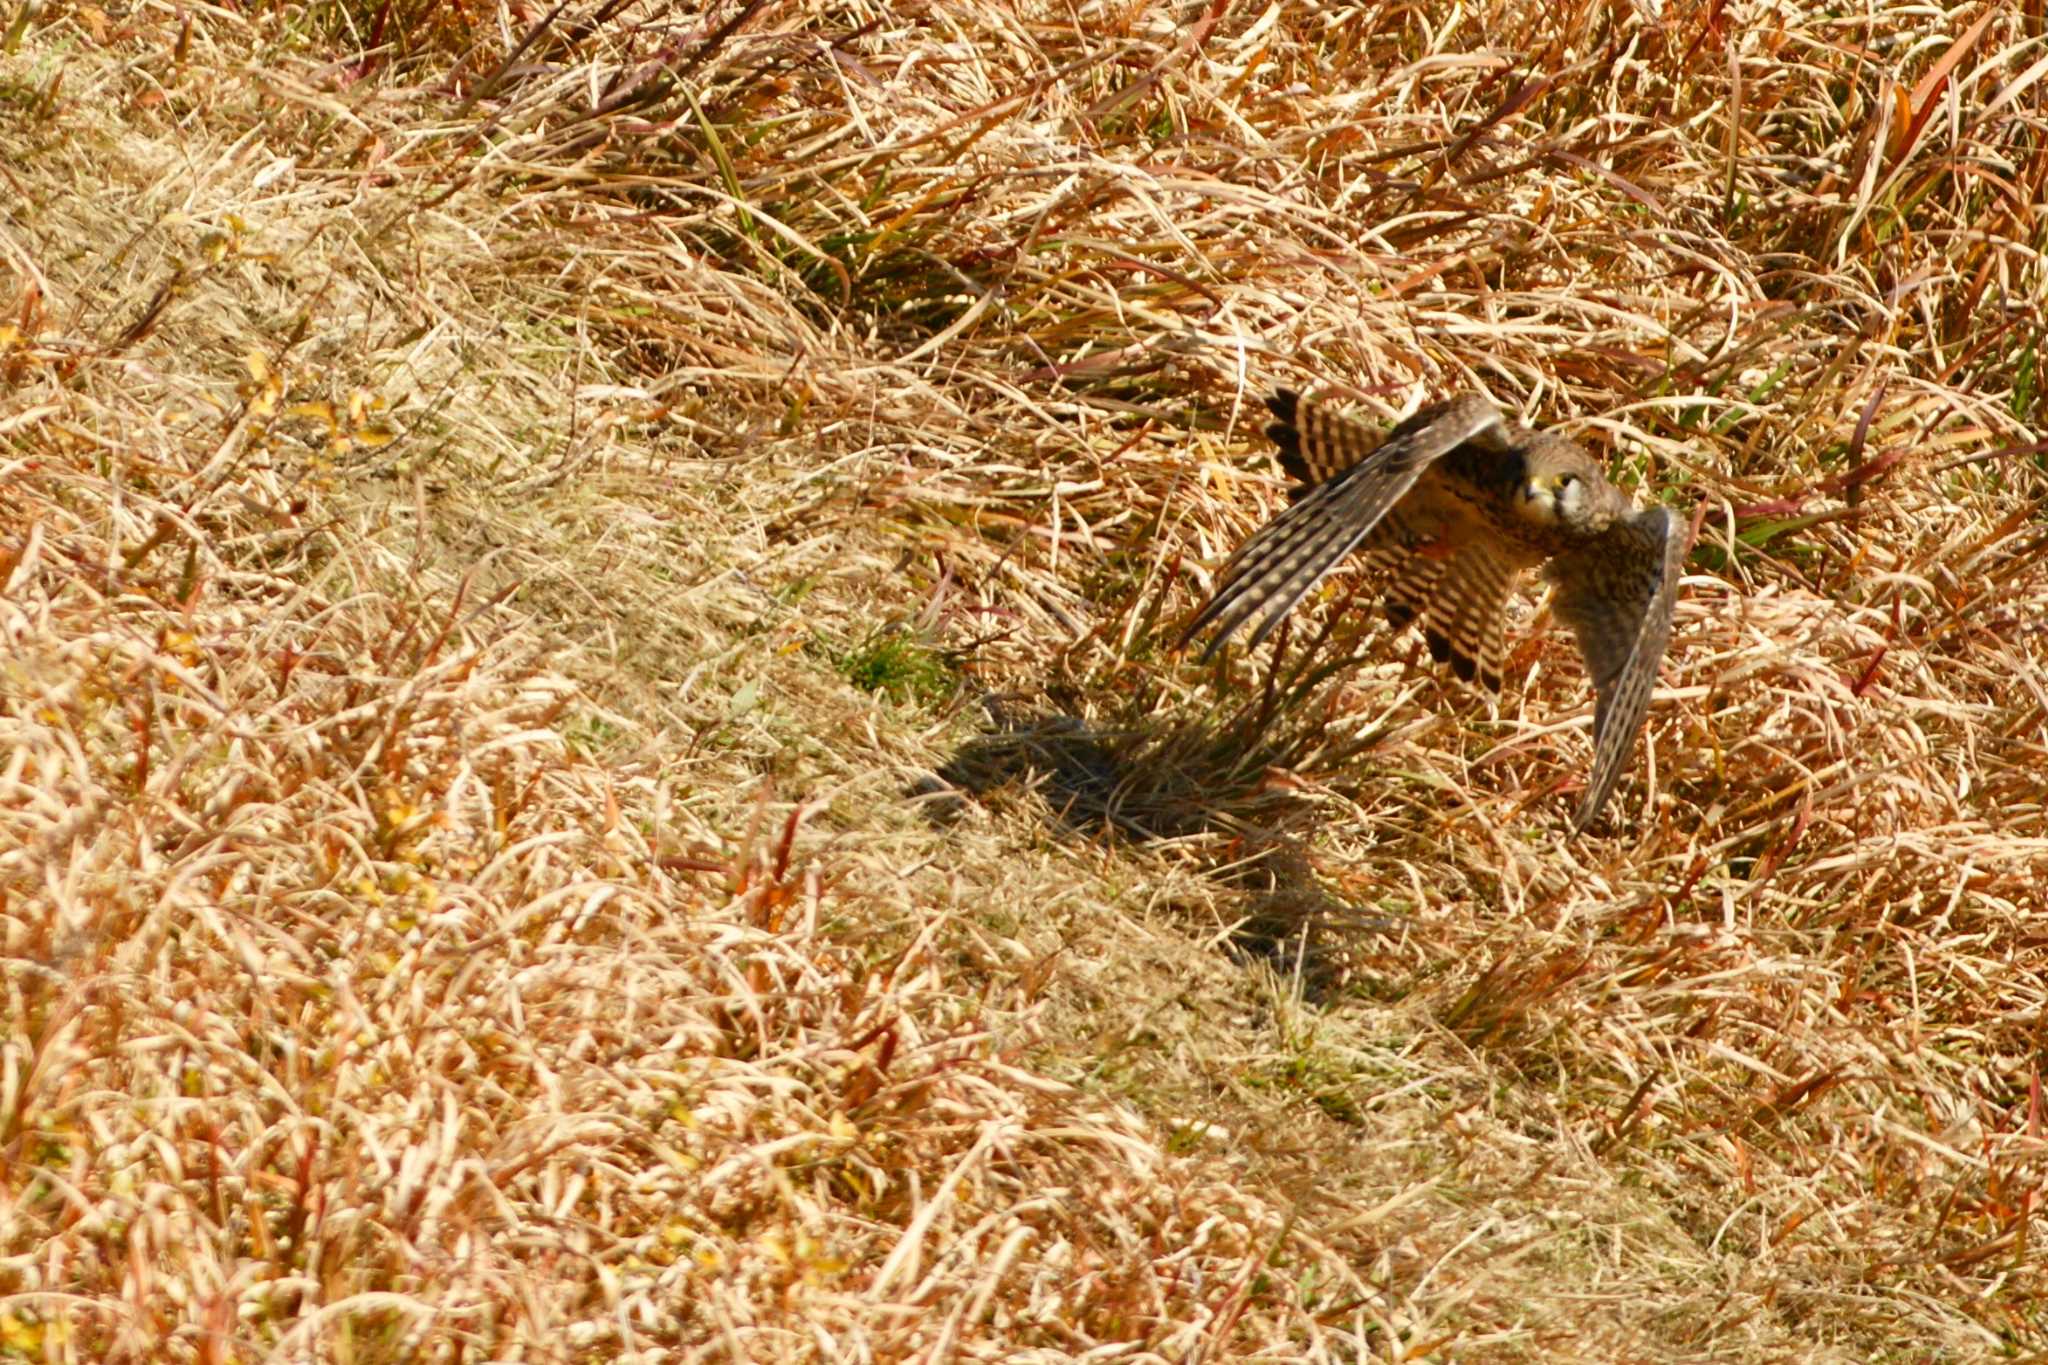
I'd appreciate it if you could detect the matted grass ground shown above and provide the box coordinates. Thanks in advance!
[4,0,2047,1359]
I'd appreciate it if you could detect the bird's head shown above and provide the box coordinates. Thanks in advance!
[1516,444,1609,532]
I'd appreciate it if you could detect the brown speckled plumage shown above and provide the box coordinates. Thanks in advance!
[1180,389,1688,833]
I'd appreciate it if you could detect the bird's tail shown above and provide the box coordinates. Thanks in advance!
[1418,547,1514,691]
[1264,388,1370,495]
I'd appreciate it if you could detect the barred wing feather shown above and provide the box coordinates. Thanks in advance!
[1547,506,1688,832]
[1180,392,1508,660]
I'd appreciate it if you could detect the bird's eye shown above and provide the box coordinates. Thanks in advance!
[1558,474,1578,491]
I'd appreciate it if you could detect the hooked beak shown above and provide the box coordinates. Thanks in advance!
[1519,474,1563,523]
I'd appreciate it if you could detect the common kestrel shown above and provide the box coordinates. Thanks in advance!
[1180,389,1688,832]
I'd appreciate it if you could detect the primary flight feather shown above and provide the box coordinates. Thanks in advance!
[1180,389,1687,833]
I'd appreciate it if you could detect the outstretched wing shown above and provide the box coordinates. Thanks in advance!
[1545,505,1688,832]
[1180,390,1510,659]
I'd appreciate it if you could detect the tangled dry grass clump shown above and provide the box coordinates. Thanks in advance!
[4,0,2048,1359]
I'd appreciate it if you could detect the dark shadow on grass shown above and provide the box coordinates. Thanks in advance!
[914,605,1423,999]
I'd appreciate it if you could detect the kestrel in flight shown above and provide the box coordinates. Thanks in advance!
[1180,389,1688,832]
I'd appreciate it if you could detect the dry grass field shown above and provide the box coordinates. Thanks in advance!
[4,0,2048,1359]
